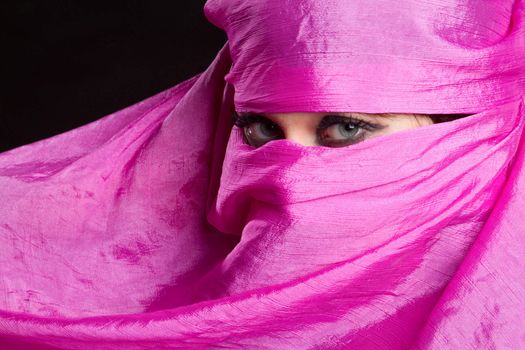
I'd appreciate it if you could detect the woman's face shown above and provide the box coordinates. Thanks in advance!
[233,112,435,148]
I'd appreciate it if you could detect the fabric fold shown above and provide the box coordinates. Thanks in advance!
[1,0,525,348]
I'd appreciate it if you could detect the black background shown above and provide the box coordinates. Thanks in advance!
[1,1,227,152]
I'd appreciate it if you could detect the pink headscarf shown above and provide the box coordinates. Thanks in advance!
[205,0,524,113]
[0,1,524,349]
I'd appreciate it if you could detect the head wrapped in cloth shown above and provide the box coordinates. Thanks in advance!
[204,0,525,114]
[199,1,525,348]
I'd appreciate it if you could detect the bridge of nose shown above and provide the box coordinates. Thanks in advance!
[271,113,322,147]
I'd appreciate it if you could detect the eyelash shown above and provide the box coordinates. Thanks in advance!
[232,112,383,147]
[232,113,272,128]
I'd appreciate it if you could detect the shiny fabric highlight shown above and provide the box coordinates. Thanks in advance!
[1,0,525,349]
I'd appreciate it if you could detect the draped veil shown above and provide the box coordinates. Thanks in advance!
[0,1,524,349]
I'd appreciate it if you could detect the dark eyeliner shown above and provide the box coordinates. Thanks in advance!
[233,112,269,128]
[316,115,384,131]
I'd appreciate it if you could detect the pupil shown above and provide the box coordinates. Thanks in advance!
[344,123,355,131]
[261,122,277,136]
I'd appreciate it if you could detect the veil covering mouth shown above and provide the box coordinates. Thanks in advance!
[0,0,524,349]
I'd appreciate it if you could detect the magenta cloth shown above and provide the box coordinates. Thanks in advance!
[1,1,524,349]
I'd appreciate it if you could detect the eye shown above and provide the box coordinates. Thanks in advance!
[317,115,384,148]
[233,113,284,148]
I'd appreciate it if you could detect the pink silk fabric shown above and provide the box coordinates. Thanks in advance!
[1,1,524,349]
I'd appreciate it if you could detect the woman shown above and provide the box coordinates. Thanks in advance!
[0,0,523,349]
